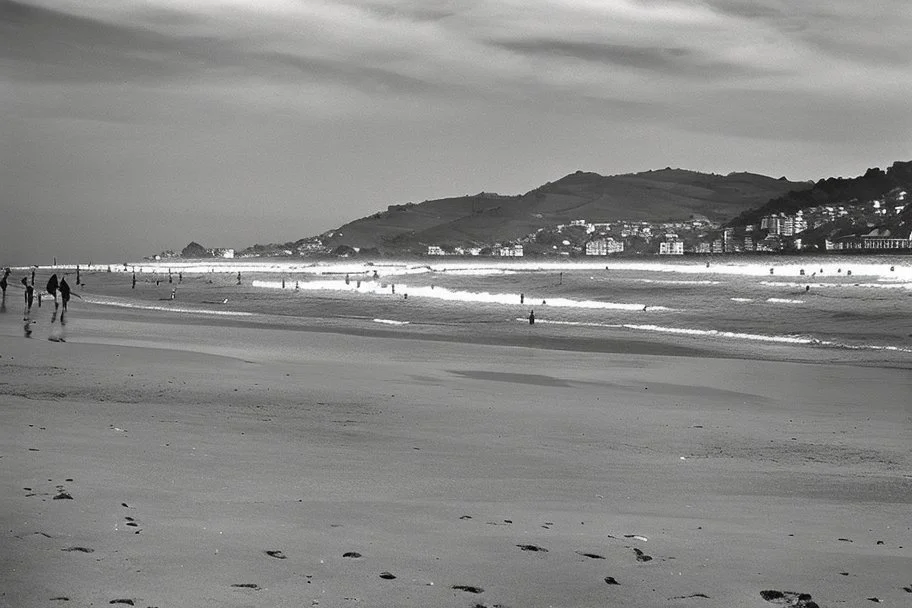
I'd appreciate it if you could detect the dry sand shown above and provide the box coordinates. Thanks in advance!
[1,302,910,608]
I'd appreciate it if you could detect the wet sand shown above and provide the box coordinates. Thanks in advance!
[1,290,910,607]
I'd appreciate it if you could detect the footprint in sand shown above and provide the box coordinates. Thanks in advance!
[62,547,94,553]
[452,585,484,594]
[342,552,362,559]
[379,572,397,580]
[109,600,135,606]
[670,593,710,600]
[575,551,605,560]
[122,516,142,534]
[516,544,548,553]
[231,583,261,590]
[632,548,653,562]
[49,597,69,602]
[265,550,287,559]
[759,590,819,608]
[604,576,620,585]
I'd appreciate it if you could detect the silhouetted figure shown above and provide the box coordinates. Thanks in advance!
[46,273,59,324]
[282,278,286,289]
[769,267,774,275]
[31,268,36,285]
[528,310,535,324]
[59,277,70,323]
[76,265,81,285]
[2,267,11,298]
[21,277,33,317]
[170,287,176,300]
[179,272,183,283]
[237,271,242,285]
[132,273,136,289]
[520,293,524,304]
[805,285,810,292]
[345,274,350,285]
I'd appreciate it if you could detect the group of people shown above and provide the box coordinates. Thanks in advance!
[2,269,72,339]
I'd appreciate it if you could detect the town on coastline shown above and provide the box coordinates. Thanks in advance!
[148,182,910,261]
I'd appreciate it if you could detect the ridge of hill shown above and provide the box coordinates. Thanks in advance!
[730,161,912,226]
[319,168,812,253]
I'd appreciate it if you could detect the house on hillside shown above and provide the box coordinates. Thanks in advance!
[427,246,446,256]
[497,245,524,257]
[585,238,624,255]
[659,240,684,255]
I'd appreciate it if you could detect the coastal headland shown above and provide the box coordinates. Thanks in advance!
[1,261,910,607]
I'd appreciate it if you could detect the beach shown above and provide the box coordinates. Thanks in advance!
[1,259,910,607]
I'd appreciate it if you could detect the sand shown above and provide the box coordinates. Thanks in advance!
[1,300,910,608]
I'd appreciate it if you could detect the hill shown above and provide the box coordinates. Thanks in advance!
[729,161,912,228]
[320,169,811,253]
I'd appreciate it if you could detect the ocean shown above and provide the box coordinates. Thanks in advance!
[55,254,912,359]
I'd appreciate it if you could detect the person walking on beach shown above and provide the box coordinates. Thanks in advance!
[59,276,71,323]
[22,277,33,318]
[528,310,535,325]
[46,273,59,323]
[132,272,136,289]
[0,267,9,299]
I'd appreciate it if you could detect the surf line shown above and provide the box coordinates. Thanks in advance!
[253,280,675,312]
[81,296,253,317]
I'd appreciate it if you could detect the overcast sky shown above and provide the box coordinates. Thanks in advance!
[2,0,910,264]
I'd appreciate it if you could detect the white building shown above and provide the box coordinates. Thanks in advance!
[659,241,684,255]
[585,238,624,255]
[427,246,445,256]
[498,245,524,257]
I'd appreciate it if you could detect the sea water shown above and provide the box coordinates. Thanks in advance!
[66,255,912,355]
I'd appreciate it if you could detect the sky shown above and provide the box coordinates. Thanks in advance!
[2,0,911,265]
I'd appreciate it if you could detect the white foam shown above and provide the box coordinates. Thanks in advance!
[761,281,912,290]
[730,297,754,302]
[636,279,721,285]
[766,298,804,304]
[82,296,253,317]
[621,323,814,344]
[253,280,674,312]
[373,318,409,325]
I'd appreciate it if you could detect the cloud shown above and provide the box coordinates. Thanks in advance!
[489,39,781,80]
[2,0,911,142]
